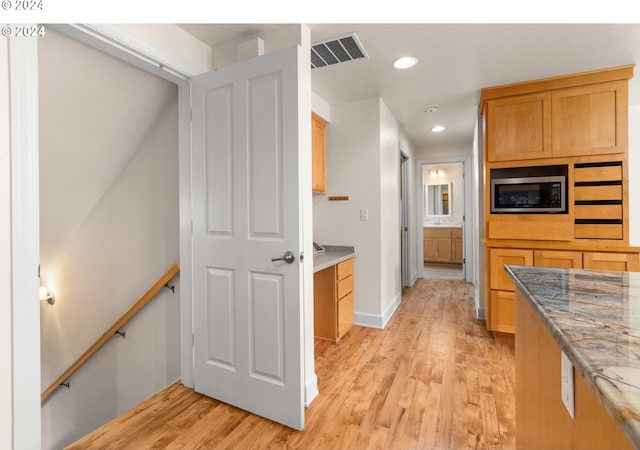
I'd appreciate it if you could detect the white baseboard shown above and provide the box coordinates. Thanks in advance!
[410,271,418,287]
[354,292,402,330]
[305,373,318,407]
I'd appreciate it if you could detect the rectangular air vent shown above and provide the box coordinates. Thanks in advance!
[311,32,368,69]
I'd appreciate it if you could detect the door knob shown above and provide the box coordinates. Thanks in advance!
[271,251,295,264]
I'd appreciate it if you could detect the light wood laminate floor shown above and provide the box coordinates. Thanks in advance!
[67,279,515,449]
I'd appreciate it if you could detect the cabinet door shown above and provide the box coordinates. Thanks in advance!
[534,250,583,269]
[313,266,336,340]
[552,81,627,157]
[424,238,436,262]
[486,92,551,162]
[490,290,515,333]
[452,239,463,263]
[583,252,639,271]
[337,291,354,339]
[311,113,326,193]
[436,237,452,262]
[490,248,534,291]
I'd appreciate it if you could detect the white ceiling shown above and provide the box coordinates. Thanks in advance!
[179,23,640,150]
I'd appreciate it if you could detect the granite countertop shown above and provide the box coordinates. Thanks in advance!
[313,245,355,273]
[506,264,640,448]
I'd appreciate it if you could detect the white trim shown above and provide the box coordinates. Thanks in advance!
[354,292,402,330]
[9,34,41,449]
[305,374,318,407]
[48,24,202,81]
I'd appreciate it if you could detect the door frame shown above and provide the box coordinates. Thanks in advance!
[7,24,313,444]
[416,155,474,283]
[399,149,411,288]
[49,23,198,388]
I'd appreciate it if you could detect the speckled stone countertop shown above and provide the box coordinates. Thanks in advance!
[506,264,640,448]
[312,245,355,273]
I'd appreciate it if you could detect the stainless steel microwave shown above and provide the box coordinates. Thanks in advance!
[491,175,567,213]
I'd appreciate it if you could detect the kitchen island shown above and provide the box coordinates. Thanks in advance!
[507,264,639,449]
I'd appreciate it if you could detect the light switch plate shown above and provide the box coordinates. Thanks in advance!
[360,209,368,221]
[561,350,575,419]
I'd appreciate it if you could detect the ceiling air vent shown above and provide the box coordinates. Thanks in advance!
[311,32,368,69]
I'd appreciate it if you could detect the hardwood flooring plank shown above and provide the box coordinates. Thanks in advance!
[65,279,515,450]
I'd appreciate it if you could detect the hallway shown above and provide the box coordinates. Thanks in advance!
[67,279,515,449]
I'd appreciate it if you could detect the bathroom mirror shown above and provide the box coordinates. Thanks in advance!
[425,183,451,217]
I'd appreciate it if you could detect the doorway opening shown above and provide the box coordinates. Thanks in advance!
[422,162,464,280]
[418,156,473,283]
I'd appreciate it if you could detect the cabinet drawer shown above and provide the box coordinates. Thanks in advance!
[574,185,622,201]
[424,228,452,238]
[574,165,622,183]
[583,252,639,271]
[451,228,462,239]
[337,274,354,300]
[534,250,583,269]
[337,258,354,280]
[337,291,354,338]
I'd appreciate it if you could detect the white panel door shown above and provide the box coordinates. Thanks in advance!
[191,46,304,430]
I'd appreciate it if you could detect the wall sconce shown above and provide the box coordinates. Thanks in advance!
[40,286,55,305]
[438,169,445,178]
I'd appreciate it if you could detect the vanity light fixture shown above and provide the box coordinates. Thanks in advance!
[393,56,418,69]
[431,125,446,133]
[40,286,55,305]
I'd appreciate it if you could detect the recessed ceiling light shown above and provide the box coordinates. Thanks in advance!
[393,56,418,69]
[431,125,446,132]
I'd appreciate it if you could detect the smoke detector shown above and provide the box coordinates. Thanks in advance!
[425,105,439,113]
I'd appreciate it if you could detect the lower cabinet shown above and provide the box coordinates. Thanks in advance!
[314,258,355,342]
[424,227,463,263]
[487,248,639,333]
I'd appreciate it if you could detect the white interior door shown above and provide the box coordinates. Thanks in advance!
[191,46,304,430]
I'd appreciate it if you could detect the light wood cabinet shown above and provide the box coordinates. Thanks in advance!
[482,67,633,163]
[515,290,633,450]
[534,250,583,269]
[314,258,354,342]
[487,248,533,332]
[486,247,640,333]
[583,252,639,271]
[485,92,551,162]
[552,81,627,157]
[481,65,638,335]
[311,113,326,194]
[452,228,463,263]
[423,227,462,263]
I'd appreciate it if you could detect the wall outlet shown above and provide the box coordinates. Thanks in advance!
[561,350,575,419]
[360,209,368,221]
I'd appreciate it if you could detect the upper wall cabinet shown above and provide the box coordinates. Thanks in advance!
[486,92,551,162]
[551,81,627,157]
[481,65,634,163]
[312,113,327,194]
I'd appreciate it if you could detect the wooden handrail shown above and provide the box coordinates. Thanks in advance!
[41,261,181,403]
